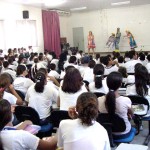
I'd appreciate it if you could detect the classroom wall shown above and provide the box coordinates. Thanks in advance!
[0,1,43,53]
[59,4,150,53]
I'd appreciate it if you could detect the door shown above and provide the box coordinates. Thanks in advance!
[73,27,84,51]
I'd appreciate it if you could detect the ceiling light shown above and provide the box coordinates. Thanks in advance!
[70,7,87,11]
[111,1,130,6]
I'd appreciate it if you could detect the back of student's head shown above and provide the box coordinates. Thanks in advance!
[147,54,150,62]
[49,63,56,70]
[69,56,77,64]
[128,50,136,59]
[3,61,9,68]
[135,65,149,96]
[16,65,26,76]
[34,72,46,93]
[0,99,12,131]
[118,56,124,63]
[95,53,100,60]
[76,92,98,126]
[103,56,110,66]
[118,67,127,78]
[62,68,82,93]
[105,72,122,116]
[88,60,96,68]
[93,64,104,89]
[139,53,145,61]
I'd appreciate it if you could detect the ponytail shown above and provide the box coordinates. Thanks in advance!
[95,75,103,89]
[105,90,116,116]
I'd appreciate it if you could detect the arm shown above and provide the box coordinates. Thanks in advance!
[48,76,60,87]
[38,136,57,150]
[57,96,60,107]
[16,120,33,130]
[8,84,23,105]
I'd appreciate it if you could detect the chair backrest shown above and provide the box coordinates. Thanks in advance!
[127,95,149,111]
[94,92,105,98]
[14,106,40,125]
[15,90,25,101]
[97,113,126,132]
[50,110,71,127]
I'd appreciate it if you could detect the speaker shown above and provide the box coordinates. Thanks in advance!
[23,11,29,19]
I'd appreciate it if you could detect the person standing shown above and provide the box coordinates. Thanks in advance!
[88,31,95,55]
[115,28,121,50]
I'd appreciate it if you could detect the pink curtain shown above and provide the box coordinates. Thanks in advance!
[42,10,61,57]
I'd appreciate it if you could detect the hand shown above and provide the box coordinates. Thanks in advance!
[68,106,78,119]
[23,120,33,126]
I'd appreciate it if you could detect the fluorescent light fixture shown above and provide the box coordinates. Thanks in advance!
[70,7,87,11]
[111,1,130,6]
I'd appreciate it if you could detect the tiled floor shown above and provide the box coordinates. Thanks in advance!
[112,121,150,149]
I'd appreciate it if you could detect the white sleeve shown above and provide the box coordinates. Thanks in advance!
[3,92,17,105]
[104,134,111,150]
[51,87,59,103]
[57,122,64,148]
[25,89,30,102]
[21,130,40,149]
[125,97,132,109]
[25,79,34,89]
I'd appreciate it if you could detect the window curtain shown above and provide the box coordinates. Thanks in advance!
[42,10,61,57]
[16,20,37,47]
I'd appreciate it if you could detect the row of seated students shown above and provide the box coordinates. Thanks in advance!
[0,48,149,149]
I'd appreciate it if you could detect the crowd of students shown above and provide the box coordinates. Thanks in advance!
[0,47,150,149]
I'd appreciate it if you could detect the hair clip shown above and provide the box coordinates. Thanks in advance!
[95,75,101,77]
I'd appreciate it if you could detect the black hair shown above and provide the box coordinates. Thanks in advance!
[76,92,98,126]
[34,72,46,93]
[103,56,110,66]
[139,53,145,61]
[49,63,56,70]
[118,67,127,78]
[118,56,124,63]
[135,65,149,96]
[69,56,77,64]
[16,65,26,76]
[93,64,104,89]
[105,72,122,116]
[3,61,9,68]
[147,54,150,62]
[88,60,96,68]
[128,50,136,59]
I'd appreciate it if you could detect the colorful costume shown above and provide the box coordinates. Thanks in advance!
[88,35,96,49]
[106,34,116,51]
[126,31,137,49]
[115,31,121,50]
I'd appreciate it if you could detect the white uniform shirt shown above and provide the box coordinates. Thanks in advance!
[3,91,17,105]
[104,65,118,75]
[13,76,34,95]
[98,96,131,135]
[59,84,87,111]
[1,128,39,150]
[58,119,110,150]
[25,84,58,119]
[146,63,150,74]
[89,79,108,94]
[48,70,60,79]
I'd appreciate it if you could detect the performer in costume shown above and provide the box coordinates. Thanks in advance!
[88,31,95,55]
[125,30,137,50]
[115,28,121,50]
[106,33,116,51]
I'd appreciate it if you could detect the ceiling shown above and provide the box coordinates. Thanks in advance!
[1,0,150,12]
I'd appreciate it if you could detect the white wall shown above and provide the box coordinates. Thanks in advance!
[0,1,43,53]
[60,4,150,53]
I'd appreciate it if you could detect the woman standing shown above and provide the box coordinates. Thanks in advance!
[88,31,95,55]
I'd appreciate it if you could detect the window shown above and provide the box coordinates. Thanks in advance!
[16,20,37,47]
[0,20,5,50]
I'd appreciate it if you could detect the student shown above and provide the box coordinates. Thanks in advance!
[98,72,133,135]
[0,99,57,150]
[13,65,34,95]
[58,68,87,111]
[89,64,108,94]
[48,63,60,79]
[57,92,110,150]
[146,54,150,73]
[25,72,58,121]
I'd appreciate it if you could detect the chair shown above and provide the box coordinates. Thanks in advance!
[127,95,149,135]
[93,92,105,98]
[15,90,25,101]
[49,110,71,128]
[14,106,53,138]
[97,113,136,147]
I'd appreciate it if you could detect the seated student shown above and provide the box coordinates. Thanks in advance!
[103,56,118,75]
[98,72,133,135]
[118,66,128,85]
[25,72,58,121]
[13,65,34,96]
[57,92,110,150]
[58,68,87,111]
[146,54,150,73]
[0,99,57,150]
[0,73,23,105]
[48,63,60,80]
[126,65,150,102]
[118,56,125,67]
[89,64,108,94]
[124,50,141,74]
